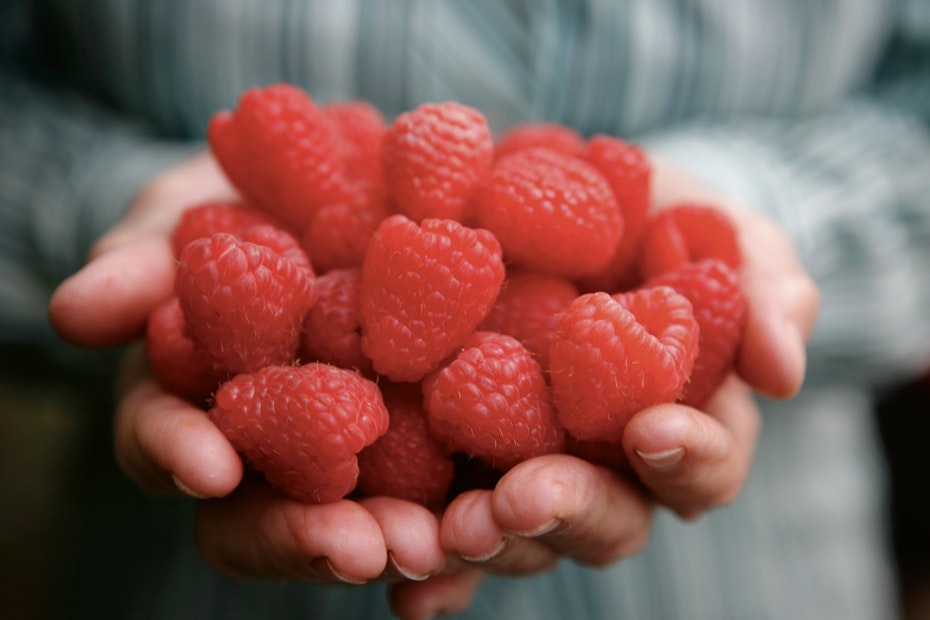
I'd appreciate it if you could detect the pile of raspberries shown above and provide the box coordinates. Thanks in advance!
[145,83,746,508]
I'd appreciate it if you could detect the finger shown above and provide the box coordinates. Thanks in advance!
[735,214,820,397]
[49,151,238,348]
[357,496,446,582]
[114,365,242,499]
[48,236,176,347]
[389,570,485,620]
[488,454,654,567]
[440,489,561,575]
[649,154,820,398]
[195,485,388,583]
[622,376,761,518]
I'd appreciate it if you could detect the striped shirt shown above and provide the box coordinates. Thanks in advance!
[2,1,929,618]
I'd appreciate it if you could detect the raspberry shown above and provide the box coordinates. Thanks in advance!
[478,269,580,371]
[324,100,388,200]
[171,201,280,258]
[207,83,349,232]
[209,363,389,503]
[382,101,494,222]
[235,224,313,274]
[646,259,746,407]
[300,268,372,374]
[171,201,311,272]
[549,288,699,442]
[359,215,505,382]
[494,122,585,161]
[145,296,222,405]
[423,331,565,470]
[473,148,623,278]
[356,381,455,510]
[577,136,652,292]
[175,232,317,375]
[639,203,742,280]
[299,192,390,274]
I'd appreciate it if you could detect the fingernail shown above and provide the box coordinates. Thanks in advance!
[636,447,685,471]
[511,518,564,538]
[172,474,211,499]
[782,320,807,390]
[310,557,367,585]
[387,551,432,582]
[460,538,507,563]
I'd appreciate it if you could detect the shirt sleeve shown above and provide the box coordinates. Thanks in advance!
[0,69,200,350]
[641,43,930,389]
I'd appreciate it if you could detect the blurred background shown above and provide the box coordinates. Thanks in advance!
[3,1,930,619]
[876,371,930,620]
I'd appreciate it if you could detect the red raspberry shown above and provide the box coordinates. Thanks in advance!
[209,363,389,503]
[382,101,494,222]
[237,224,314,272]
[359,215,505,382]
[171,201,280,257]
[494,122,585,161]
[549,288,699,442]
[478,269,580,371]
[300,268,372,374]
[474,148,623,278]
[207,83,349,232]
[640,203,742,280]
[646,259,746,407]
[356,382,456,510]
[175,233,317,375]
[324,100,388,200]
[299,192,390,274]
[577,136,652,292]
[423,331,565,470]
[145,297,222,405]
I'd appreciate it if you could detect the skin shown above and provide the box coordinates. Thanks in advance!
[48,150,819,620]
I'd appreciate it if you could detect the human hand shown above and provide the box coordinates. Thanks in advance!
[419,153,820,605]
[46,153,456,617]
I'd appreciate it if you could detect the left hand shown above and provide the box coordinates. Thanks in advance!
[401,153,819,617]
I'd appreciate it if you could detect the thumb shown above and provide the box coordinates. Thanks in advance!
[48,151,237,347]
